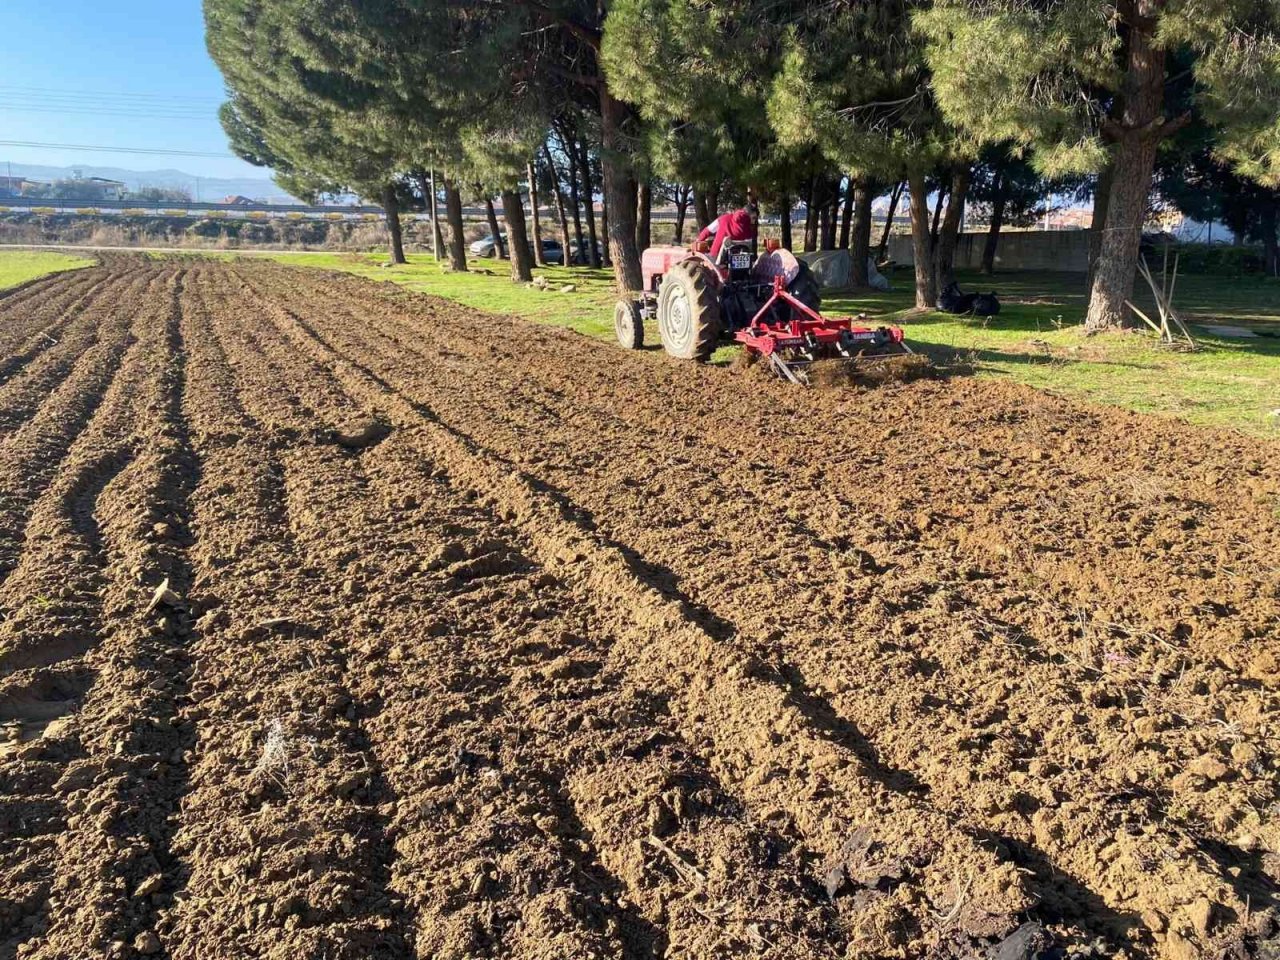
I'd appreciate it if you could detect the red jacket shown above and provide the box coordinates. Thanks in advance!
[698,208,757,257]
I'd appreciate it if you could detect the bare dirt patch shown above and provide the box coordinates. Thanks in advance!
[0,257,1277,960]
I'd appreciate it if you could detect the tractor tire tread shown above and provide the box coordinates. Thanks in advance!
[658,260,719,362]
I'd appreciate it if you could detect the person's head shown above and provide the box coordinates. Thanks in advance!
[745,195,760,225]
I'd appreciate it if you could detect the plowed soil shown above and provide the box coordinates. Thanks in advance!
[0,257,1277,960]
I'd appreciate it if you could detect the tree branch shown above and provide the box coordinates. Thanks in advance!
[545,63,602,90]
[504,0,602,50]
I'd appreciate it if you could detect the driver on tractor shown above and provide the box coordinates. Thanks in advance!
[697,196,760,259]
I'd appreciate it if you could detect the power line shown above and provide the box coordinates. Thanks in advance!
[0,83,223,104]
[0,91,219,111]
[0,139,236,159]
[0,103,214,121]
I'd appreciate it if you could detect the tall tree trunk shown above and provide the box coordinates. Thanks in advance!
[527,162,544,266]
[600,186,612,267]
[803,176,819,252]
[382,182,406,265]
[825,188,841,249]
[1087,137,1160,331]
[429,170,444,261]
[819,195,832,251]
[707,183,719,220]
[598,87,642,292]
[851,177,873,287]
[543,144,573,266]
[693,187,711,230]
[1086,0,1179,332]
[561,146,585,259]
[908,171,937,308]
[575,137,601,268]
[674,185,690,242]
[839,177,855,250]
[879,181,903,261]
[930,178,949,248]
[484,198,506,259]
[934,165,971,293]
[443,178,467,272]
[636,180,652,252]
[1087,163,1114,287]
[501,189,533,282]
[780,194,792,250]
[981,170,1006,275]
[1260,197,1279,276]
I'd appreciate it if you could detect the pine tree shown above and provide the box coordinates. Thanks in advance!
[918,0,1280,330]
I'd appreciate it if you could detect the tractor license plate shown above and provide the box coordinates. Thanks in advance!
[730,252,751,270]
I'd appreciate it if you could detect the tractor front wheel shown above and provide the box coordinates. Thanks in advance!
[614,299,643,350]
[657,260,719,361]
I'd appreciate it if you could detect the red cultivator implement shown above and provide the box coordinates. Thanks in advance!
[734,274,911,385]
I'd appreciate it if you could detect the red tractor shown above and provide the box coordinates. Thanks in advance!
[614,238,909,384]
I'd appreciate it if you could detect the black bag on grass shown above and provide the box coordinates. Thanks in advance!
[939,281,1000,317]
[972,291,1001,317]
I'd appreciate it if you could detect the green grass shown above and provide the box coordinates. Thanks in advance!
[258,249,1280,436]
[0,250,94,291]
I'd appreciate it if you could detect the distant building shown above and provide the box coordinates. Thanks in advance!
[84,177,126,200]
[0,176,42,198]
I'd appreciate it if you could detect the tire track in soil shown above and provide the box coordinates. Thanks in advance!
[272,267,1280,957]
[0,263,201,959]
[221,272,843,957]
[243,267,1034,957]
[160,266,411,960]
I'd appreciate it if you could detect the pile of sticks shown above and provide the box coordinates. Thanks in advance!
[1125,247,1198,349]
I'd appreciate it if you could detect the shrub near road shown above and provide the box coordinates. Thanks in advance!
[0,256,1277,959]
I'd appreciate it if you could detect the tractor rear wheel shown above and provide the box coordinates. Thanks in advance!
[657,260,719,361]
[614,299,643,350]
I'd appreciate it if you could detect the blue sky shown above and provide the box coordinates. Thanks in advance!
[0,0,267,179]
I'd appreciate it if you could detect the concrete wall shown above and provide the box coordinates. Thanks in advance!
[887,229,1090,272]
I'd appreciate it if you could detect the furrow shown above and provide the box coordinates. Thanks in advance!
[161,265,411,960]
[0,270,132,438]
[224,270,845,955]
[249,268,1036,955]
[0,266,190,957]
[0,267,119,388]
[0,269,152,598]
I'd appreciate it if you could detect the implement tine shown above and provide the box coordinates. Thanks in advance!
[769,353,807,385]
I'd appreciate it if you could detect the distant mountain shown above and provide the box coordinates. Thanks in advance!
[0,161,300,204]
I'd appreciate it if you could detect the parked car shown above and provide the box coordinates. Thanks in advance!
[469,234,506,258]
[538,238,565,265]
[567,238,603,265]
[469,235,566,265]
